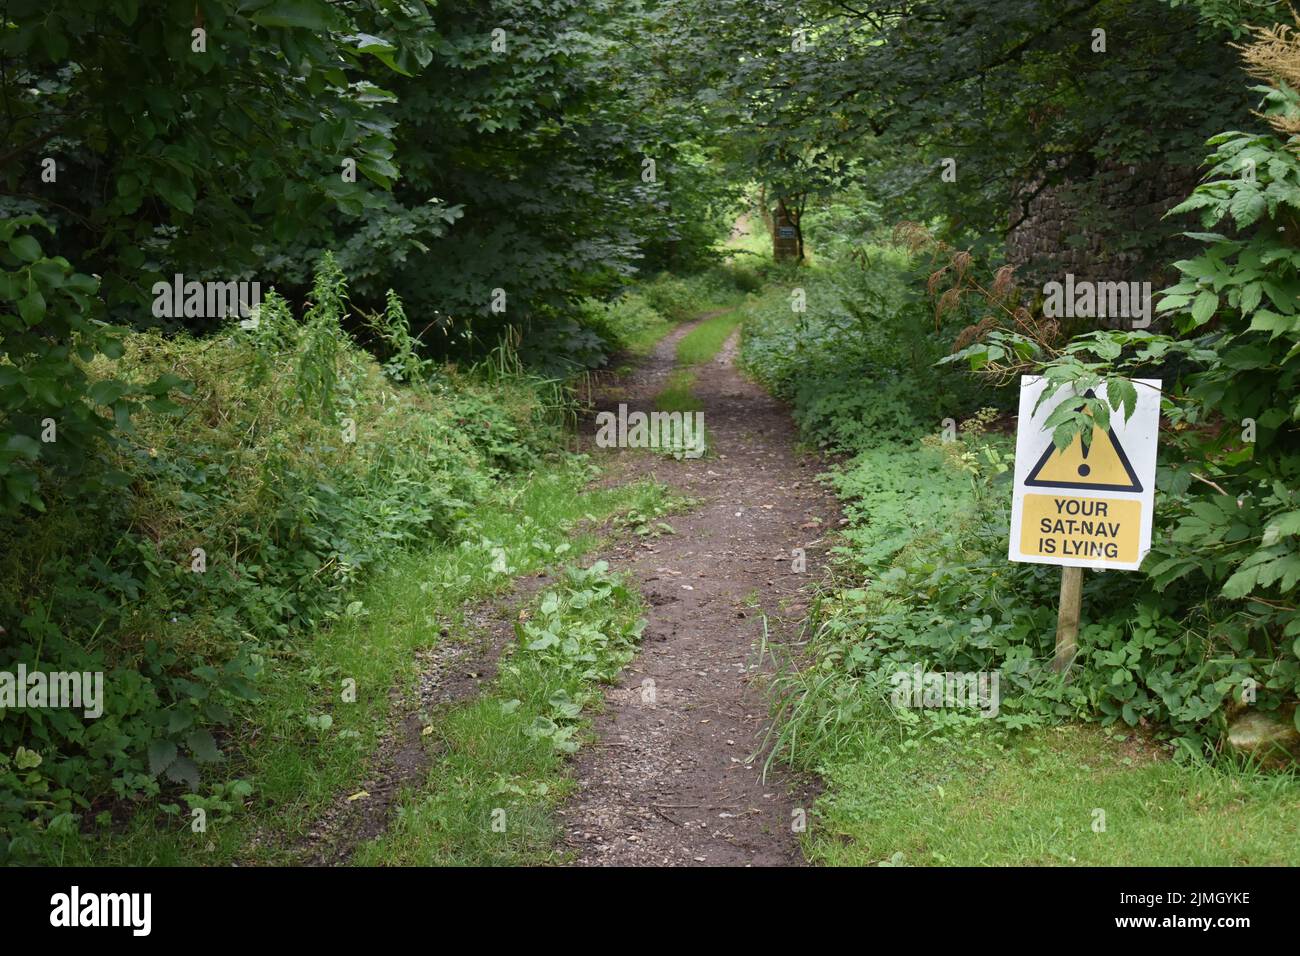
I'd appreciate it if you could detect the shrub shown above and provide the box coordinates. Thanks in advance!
[0,256,564,863]
[741,243,993,454]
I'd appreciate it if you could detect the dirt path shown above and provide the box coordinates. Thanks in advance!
[561,314,840,866]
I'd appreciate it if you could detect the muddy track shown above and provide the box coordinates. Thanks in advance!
[286,572,554,865]
[561,314,840,866]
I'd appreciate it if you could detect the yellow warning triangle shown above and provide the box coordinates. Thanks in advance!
[1025,396,1142,493]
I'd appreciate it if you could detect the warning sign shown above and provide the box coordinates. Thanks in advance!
[1009,377,1160,571]
[1019,494,1141,563]
[1024,416,1142,493]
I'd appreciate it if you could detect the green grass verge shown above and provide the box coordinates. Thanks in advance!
[621,311,674,357]
[44,458,671,866]
[353,559,650,865]
[675,310,740,366]
[804,722,1300,866]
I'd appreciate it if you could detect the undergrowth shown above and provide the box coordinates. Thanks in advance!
[742,230,1300,864]
[353,560,648,865]
[0,254,571,864]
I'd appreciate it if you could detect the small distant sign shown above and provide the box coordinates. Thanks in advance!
[1009,375,1161,571]
[777,226,796,239]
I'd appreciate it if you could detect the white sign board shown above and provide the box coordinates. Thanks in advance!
[1009,376,1161,571]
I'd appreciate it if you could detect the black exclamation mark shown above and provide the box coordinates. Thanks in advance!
[1078,429,1092,477]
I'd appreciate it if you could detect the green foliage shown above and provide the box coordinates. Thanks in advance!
[638,269,745,323]
[0,258,565,864]
[754,153,1298,765]
[560,267,753,372]
[0,215,185,515]
[355,560,648,865]
[578,294,672,357]
[517,562,647,700]
[0,0,421,322]
[1,0,740,373]
[741,244,992,453]
[771,423,1281,771]
[366,289,431,385]
[671,0,1249,273]
[945,81,1300,743]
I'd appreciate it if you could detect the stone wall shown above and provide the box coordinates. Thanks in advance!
[1005,162,1199,287]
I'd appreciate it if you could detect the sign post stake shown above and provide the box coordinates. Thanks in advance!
[1053,566,1083,673]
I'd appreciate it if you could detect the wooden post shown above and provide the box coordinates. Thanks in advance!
[1054,566,1083,674]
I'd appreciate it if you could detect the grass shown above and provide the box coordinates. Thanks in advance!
[45,458,672,866]
[645,307,739,453]
[354,559,649,865]
[655,369,701,414]
[622,312,674,356]
[675,309,740,366]
[734,248,1300,868]
[721,212,775,262]
[804,722,1300,866]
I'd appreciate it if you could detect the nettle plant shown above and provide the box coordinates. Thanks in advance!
[947,81,1300,738]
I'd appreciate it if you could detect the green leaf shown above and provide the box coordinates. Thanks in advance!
[250,0,338,31]
[148,740,178,777]
[18,290,46,324]
[1248,310,1297,339]
[154,177,195,215]
[186,729,223,764]
[1240,282,1264,314]
[9,235,41,262]
[1229,186,1267,227]
[1262,510,1300,546]
[4,434,41,459]
[88,380,128,406]
[345,32,410,75]
[1190,290,1219,325]
[1106,378,1138,422]
[164,756,200,788]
